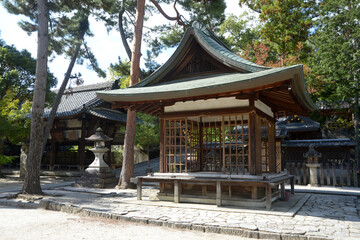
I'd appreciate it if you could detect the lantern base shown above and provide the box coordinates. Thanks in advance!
[74,167,117,188]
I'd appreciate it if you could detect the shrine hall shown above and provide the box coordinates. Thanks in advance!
[97,22,317,209]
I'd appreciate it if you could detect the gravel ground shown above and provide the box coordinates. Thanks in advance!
[0,206,253,240]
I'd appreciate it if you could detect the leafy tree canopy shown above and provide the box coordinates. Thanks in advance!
[308,0,360,103]
[0,39,56,103]
[2,0,107,78]
[239,0,317,61]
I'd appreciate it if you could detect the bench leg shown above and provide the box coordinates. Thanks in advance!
[290,176,295,195]
[251,186,258,199]
[202,185,207,196]
[174,180,180,203]
[216,181,222,207]
[266,183,272,210]
[281,183,285,200]
[137,179,142,200]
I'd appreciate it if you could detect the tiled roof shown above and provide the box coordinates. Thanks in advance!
[276,116,320,132]
[44,81,124,120]
[86,108,127,122]
[281,139,356,147]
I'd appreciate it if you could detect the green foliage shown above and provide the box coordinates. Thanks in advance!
[0,39,57,103]
[308,0,360,103]
[0,155,16,166]
[180,0,226,32]
[219,13,261,54]
[135,113,160,151]
[157,0,227,50]
[239,0,317,61]
[108,57,131,88]
[2,0,106,78]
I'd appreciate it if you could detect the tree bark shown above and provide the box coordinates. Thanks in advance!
[42,19,88,154]
[118,1,144,80]
[117,0,145,189]
[22,0,49,195]
[354,81,359,169]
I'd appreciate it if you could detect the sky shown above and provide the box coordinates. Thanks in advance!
[0,1,247,88]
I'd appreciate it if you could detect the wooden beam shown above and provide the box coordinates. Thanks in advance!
[163,106,252,118]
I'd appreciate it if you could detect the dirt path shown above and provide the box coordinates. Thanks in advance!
[0,206,252,240]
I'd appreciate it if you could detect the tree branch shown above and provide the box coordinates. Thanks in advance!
[150,0,186,26]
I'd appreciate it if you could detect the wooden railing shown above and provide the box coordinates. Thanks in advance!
[285,162,358,187]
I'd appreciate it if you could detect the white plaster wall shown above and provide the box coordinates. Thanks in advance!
[164,97,249,112]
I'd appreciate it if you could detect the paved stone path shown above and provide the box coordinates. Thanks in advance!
[0,178,359,240]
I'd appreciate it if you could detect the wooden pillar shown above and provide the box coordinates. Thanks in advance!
[199,117,203,171]
[174,180,180,203]
[78,118,86,171]
[266,183,272,210]
[268,120,276,173]
[49,139,57,171]
[249,111,257,175]
[255,115,262,175]
[290,176,295,194]
[216,181,222,207]
[280,182,285,200]
[160,117,165,173]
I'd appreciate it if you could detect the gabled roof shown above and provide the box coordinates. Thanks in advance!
[276,115,320,138]
[97,23,317,116]
[136,22,269,88]
[44,81,125,121]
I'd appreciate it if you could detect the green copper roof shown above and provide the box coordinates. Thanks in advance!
[97,22,317,114]
[135,22,269,88]
[97,65,317,112]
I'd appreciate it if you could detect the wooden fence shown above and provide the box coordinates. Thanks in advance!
[285,162,359,187]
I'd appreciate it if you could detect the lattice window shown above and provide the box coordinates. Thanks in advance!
[164,114,250,174]
[222,115,249,174]
[164,118,200,173]
[202,116,223,172]
[258,117,272,172]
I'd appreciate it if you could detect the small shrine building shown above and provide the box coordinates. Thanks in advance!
[97,23,317,209]
[43,81,126,171]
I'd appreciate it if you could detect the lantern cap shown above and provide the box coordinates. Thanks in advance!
[85,127,113,142]
[303,144,322,158]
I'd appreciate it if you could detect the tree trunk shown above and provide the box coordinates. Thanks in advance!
[42,19,88,153]
[22,0,49,195]
[118,2,144,80]
[117,0,145,189]
[354,85,359,169]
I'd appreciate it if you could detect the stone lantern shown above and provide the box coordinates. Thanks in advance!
[74,128,117,188]
[304,144,322,187]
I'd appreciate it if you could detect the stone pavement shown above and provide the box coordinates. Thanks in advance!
[0,177,359,240]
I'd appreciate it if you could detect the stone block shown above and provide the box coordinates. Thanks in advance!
[258,232,281,240]
[281,234,308,240]
[192,225,205,232]
[205,226,221,234]
[220,227,244,236]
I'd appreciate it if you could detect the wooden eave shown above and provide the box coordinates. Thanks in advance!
[111,79,310,117]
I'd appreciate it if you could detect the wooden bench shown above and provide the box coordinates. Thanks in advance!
[134,173,294,210]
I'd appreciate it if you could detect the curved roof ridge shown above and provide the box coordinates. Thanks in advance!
[191,21,269,73]
[136,22,270,87]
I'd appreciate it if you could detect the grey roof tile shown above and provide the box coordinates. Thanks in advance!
[44,81,125,122]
